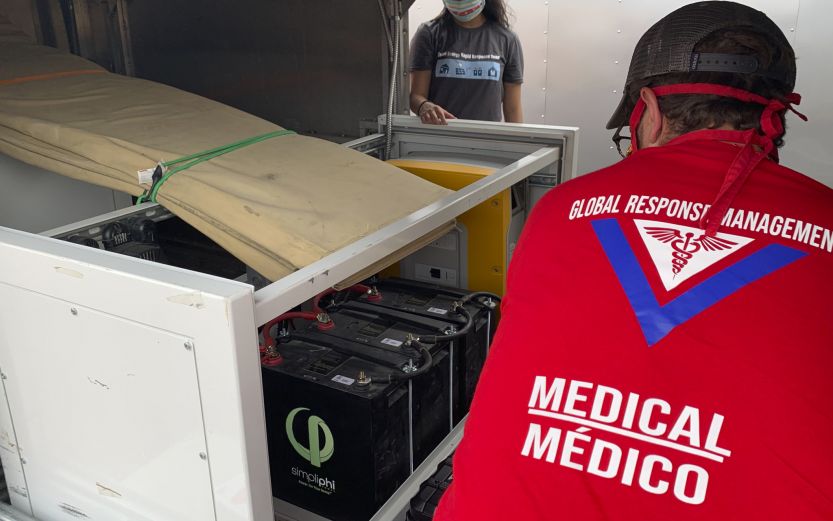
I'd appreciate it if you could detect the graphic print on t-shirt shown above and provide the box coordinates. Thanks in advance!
[435,58,501,81]
[592,218,806,346]
[634,219,754,291]
[521,375,732,506]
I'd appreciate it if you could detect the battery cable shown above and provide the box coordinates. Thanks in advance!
[418,305,474,344]
[461,291,501,308]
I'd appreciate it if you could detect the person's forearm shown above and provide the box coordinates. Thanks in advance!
[503,82,523,123]
[504,104,523,123]
[410,94,429,115]
[410,70,433,115]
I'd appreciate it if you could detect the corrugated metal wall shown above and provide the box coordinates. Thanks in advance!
[408,0,833,187]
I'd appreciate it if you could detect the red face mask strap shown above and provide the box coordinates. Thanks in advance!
[625,83,808,236]
[652,83,770,103]
[653,83,807,159]
[760,94,807,156]
[784,92,808,120]
[700,132,768,235]
[628,98,648,152]
[625,83,795,156]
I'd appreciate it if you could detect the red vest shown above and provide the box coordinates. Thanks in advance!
[436,138,833,520]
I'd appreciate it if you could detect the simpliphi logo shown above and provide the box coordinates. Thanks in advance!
[286,407,334,468]
[635,219,754,291]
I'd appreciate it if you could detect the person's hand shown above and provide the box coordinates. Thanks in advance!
[418,101,456,125]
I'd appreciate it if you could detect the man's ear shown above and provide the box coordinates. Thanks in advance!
[639,87,665,147]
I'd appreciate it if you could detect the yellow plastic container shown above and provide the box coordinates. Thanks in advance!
[388,159,511,296]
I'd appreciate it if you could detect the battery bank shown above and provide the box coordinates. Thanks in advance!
[292,304,453,469]
[348,278,496,423]
[262,340,410,521]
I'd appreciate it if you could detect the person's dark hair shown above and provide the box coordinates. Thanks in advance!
[627,28,797,147]
[435,0,511,29]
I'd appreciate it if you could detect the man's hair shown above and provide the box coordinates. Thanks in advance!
[435,0,512,29]
[627,28,797,147]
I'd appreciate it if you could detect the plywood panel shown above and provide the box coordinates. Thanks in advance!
[0,39,451,281]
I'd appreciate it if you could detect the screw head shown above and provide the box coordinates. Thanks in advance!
[199,452,207,460]
[70,308,78,316]
[184,342,193,351]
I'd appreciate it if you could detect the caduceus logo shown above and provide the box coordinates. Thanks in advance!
[645,227,737,277]
[286,407,334,468]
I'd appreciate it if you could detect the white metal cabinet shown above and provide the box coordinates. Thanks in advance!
[0,228,272,521]
[0,153,132,234]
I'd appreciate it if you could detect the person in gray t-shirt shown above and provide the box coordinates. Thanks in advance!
[409,0,524,124]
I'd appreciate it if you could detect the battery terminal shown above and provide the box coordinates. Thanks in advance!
[261,344,283,366]
[357,370,372,386]
[316,313,336,330]
[366,286,383,302]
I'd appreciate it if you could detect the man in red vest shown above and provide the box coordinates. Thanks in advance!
[435,2,833,519]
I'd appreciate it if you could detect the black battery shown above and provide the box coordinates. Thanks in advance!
[292,303,453,469]
[262,340,410,521]
[349,278,496,423]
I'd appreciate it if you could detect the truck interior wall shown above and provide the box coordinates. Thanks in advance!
[13,1,406,141]
[122,0,401,141]
[409,0,833,188]
[0,154,132,234]
[2,0,36,43]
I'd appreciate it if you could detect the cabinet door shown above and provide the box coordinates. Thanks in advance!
[0,226,271,521]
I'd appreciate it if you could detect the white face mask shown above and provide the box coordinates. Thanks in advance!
[443,0,486,22]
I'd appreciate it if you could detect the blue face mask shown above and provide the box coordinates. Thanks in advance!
[443,0,486,23]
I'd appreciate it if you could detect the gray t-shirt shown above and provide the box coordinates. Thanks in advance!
[409,19,524,122]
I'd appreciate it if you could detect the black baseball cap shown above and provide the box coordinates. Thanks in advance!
[606,1,796,129]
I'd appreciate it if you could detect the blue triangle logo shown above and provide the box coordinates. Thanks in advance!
[592,218,806,346]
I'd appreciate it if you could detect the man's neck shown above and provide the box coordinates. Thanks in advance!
[649,121,737,148]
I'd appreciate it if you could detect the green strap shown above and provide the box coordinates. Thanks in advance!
[136,129,296,204]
